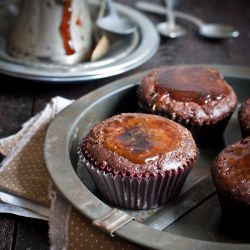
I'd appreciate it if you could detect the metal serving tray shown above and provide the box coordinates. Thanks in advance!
[45,65,250,249]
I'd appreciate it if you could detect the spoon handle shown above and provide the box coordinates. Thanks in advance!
[166,0,175,30]
[106,0,118,17]
[136,1,204,27]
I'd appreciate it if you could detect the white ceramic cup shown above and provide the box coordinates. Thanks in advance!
[8,0,93,64]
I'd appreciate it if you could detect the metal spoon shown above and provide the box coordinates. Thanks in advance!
[136,1,240,39]
[96,0,136,35]
[157,0,186,38]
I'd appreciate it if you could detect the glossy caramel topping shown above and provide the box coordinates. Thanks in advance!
[60,0,75,55]
[227,144,250,180]
[156,66,230,105]
[104,115,181,164]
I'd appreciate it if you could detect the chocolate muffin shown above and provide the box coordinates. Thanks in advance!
[238,98,250,138]
[138,66,237,144]
[212,137,250,227]
[79,113,198,209]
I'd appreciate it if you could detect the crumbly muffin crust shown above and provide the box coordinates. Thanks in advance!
[138,66,237,125]
[238,98,250,137]
[82,113,197,176]
[212,137,250,205]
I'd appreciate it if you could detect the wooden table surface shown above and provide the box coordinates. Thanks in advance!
[0,0,249,249]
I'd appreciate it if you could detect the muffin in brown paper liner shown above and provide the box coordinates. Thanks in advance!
[211,137,250,234]
[238,98,250,138]
[79,113,198,210]
[137,66,237,144]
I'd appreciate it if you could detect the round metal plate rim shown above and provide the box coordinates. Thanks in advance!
[44,65,250,249]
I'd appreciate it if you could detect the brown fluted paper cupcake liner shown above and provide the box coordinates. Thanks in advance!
[79,154,193,210]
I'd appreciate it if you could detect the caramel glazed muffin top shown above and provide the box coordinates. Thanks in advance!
[238,98,250,136]
[138,66,238,125]
[212,137,250,205]
[82,113,198,177]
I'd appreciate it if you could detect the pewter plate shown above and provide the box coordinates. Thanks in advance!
[0,0,159,82]
[45,65,250,249]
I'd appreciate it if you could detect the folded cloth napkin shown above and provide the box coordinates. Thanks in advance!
[0,97,140,249]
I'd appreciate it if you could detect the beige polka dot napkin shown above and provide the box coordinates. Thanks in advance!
[0,97,72,207]
[49,186,141,250]
[0,97,141,250]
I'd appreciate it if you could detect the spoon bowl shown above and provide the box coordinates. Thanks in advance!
[199,24,240,39]
[97,15,136,35]
[157,22,186,38]
[157,0,186,39]
[97,0,136,35]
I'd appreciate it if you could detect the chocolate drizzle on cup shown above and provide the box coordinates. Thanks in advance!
[60,0,75,55]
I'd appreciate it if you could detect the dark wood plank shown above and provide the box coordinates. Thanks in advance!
[0,79,35,249]
[0,80,50,250]
[0,75,37,137]
[0,94,34,137]
[0,215,16,250]
[14,218,49,250]
[31,81,105,113]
